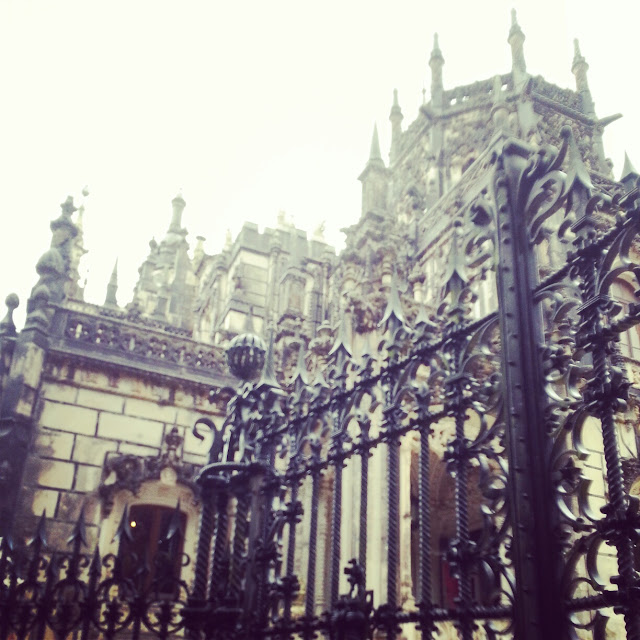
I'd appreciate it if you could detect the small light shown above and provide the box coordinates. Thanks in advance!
[130,521,137,528]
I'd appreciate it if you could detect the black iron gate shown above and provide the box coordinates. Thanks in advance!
[3,131,640,640]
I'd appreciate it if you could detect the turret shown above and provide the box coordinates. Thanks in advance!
[508,9,527,88]
[571,39,595,116]
[169,192,186,233]
[429,33,444,108]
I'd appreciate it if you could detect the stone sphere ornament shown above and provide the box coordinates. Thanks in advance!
[226,332,266,381]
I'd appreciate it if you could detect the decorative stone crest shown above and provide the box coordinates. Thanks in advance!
[98,426,199,515]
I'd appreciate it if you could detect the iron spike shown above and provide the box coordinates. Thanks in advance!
[329,310,353,360]
[566,126,594,193]
[67,504,89,549]
[89,544,102,578]
[112,504,135,544]
[379,267,406,331]
[165,500,183,542]
[291,340,310,388]
[257,328,281,390]
[29,510,48,551]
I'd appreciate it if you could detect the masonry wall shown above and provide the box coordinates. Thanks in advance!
[20,356,223,552]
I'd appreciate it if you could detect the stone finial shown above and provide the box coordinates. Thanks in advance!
[358,124,388,216]
[24,284,51,332]
[169,191,186,232]
[60,195,78,218]
[389,89,403,125]
[429,33,444,106]
[368,123,384,167]
[508,9,527,84]
[194,235,206,262]
[104,260,119,307]
[50,196,79,242]
[389,89,404,165]
[0,294,19,337]
[571,39,586,75]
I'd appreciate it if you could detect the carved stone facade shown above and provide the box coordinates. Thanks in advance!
[1,13,639,640]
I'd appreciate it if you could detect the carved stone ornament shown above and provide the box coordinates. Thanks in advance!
[98,426,199,515]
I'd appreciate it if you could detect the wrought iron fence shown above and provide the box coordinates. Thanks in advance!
[3,129,640,640]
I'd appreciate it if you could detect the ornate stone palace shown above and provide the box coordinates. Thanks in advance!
[2,12,640,640]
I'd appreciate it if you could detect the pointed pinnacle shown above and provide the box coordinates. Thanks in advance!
[369,124,383,164]
[390,89,403,121]
[621,152,639,182]
[379,268,405,330]
[430,33,443,61]
[258,329,281,390]
[509,8,523,36]
[109,259,118,285]
[572,38,586,69]
[67,504,89,548]
[565,126,593,192]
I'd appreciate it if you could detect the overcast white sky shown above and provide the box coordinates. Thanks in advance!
[1,0,638,329]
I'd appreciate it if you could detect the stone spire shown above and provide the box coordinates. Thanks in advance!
[368,124,384,167]
[508,9,527,87]
[104,260,118,307]
[571,39,595,116]
[358,124,388,217]
[169,192,186,233]
[429,33,444,108]
[620,152,640,192]
[389,89,404,165]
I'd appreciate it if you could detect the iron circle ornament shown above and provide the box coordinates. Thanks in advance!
[226,332,266,381]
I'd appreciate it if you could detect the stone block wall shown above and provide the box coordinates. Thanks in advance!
[20,357,223,552]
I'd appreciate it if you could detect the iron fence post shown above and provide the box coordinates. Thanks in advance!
[493,141,565,640]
